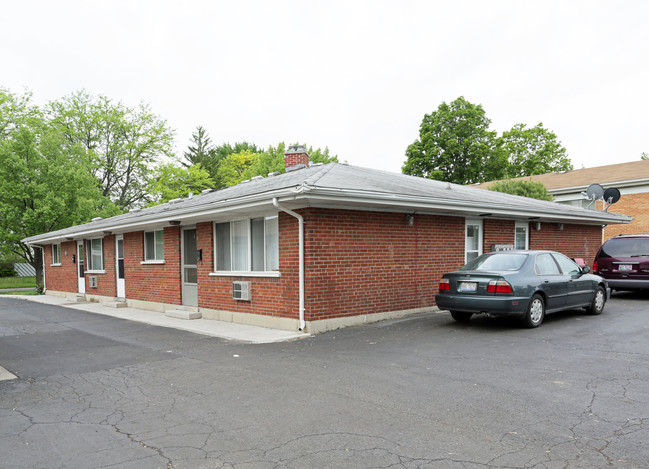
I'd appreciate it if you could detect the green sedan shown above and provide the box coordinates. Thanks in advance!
[435,250,609,328]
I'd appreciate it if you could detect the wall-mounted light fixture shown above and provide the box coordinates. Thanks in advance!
[558,223,564,231]
[535,222,542,231]
[405,214,414,226]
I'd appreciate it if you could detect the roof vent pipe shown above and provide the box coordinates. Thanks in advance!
[272,197,305,331]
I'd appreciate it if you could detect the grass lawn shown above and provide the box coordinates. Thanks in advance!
[0,276,37,290]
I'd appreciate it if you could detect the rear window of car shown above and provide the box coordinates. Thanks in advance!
[461,253,528,271]
[599,237,649,258]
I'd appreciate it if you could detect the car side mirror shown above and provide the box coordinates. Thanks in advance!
[580,265,591,274]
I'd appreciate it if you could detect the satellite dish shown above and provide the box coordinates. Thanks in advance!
[586,184,604,201]
[604,187,621,204]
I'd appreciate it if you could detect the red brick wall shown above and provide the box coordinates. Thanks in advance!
[124,227,182,305]
[601,192,649,240]
[483,219,516,252]
[41,211,606,321]
[87,235,117,297]
[196,217,300,318]
[43,240,78,293]
[529,222,602,266]
[300,209,465,320]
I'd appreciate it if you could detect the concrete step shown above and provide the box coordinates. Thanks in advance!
[104,301,127,309]
[165,309,202,320]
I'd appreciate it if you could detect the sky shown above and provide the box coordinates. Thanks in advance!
[2,0,648,175]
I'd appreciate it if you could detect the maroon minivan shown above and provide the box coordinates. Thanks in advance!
[593,234,649,290]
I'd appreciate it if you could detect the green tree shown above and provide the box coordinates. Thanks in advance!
[240,142,339,181]
[0,89,114,289]
[641,152,648,160]
[488,179,553,201]
[48,91,175,209]
[500,123,572,177]
[148,163,214,205]
[216,150,258,187]
[402,96,506,184]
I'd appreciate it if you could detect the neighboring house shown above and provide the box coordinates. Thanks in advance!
[475,160,649,240]
[23,146,630,333]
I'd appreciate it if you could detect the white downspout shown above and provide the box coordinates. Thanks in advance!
[272,198,305,331]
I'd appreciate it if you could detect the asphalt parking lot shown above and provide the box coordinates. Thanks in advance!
[1,293,648,469]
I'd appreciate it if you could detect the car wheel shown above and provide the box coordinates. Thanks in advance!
[586,286,606,315]
[450,311,473,323]
[522,294,545,328]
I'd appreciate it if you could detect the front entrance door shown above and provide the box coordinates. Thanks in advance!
[77,241,85,294]
[116,235,125,298]
[182,228,198,306]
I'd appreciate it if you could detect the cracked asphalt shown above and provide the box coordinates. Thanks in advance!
[1,292,648,469]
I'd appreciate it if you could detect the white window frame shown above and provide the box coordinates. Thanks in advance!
[86,238,105,273]
[51,244,61,266]
[142,230,165,264]
[210,215,280,277]
[465,218,483,264]
[515,222,529,250]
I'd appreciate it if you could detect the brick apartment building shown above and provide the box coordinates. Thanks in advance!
[475,160,649,240]
[24,146,630,333]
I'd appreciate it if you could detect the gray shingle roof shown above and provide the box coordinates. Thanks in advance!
[23,163,632,244]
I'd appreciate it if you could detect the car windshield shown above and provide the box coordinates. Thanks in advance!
[599,238,649,258]
[461,253,528,271]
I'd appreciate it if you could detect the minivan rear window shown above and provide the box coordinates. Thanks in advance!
[599,237,649,258]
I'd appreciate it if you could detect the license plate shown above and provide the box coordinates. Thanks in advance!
[618,264,633,271]
[458,281,477,292]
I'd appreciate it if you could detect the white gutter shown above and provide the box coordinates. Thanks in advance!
[272,197,305,331]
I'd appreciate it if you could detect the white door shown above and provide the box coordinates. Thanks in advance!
[182,228,198,306]
[116,235,125,298]
[77,241,85,294]
[465,219,483,263]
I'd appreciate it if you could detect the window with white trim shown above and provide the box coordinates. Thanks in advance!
[465,219,483,263]
[52,244,61,265]
[144,230,164,261]
[86,238,104,271]
[214,216,279,273]
[515,222,529,250]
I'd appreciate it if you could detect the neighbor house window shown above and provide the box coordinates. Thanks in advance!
[214,216,279,273]
[465,219,483,263]
[144,230,164,261]
[515,222,529,250]
[52,244,61,265]
[86,238,104,271]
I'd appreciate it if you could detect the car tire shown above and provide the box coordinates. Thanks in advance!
[586,286,606,315]
[522,294,545,328]
[450,311,473,323]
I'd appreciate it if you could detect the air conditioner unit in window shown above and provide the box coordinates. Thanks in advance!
[88,276,98,288]
[232,281,251,301]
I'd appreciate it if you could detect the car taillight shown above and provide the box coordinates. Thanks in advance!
[439,279,450,291]
[487,280,513,294]
[592,260,598,274]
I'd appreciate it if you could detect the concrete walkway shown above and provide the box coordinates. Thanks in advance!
[2,294,310,344]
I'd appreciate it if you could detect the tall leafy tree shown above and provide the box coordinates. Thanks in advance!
[215,150,258,187]
[148,163,214,205]
[488,179,553,201]
[500,123,572,177]
[402,97,506,184]
[48,91,175,209]
[0,89,115,289]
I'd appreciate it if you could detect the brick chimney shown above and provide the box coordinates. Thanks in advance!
[284,144,309,170]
